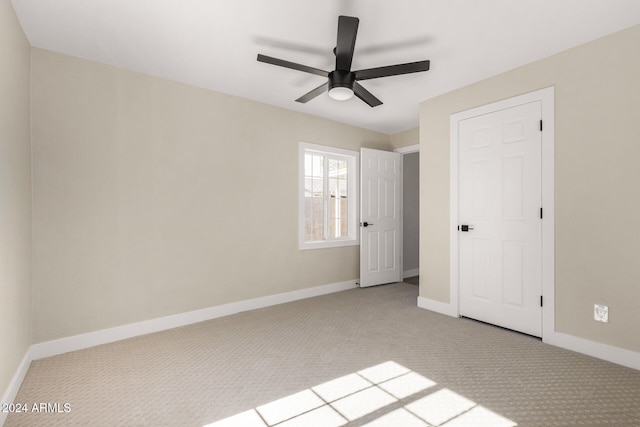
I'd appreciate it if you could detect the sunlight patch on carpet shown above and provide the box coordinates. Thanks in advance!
[203,361,517,427]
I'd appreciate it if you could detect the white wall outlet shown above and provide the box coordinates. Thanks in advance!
[594,304,608,323]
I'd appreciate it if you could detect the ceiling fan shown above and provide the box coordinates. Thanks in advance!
[257,15,430,107]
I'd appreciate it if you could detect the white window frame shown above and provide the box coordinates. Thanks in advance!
[298,142,359,250]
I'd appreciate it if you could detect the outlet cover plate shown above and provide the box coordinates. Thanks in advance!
[594,304,608,323]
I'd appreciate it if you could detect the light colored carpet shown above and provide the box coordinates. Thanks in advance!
[6,283,640,426]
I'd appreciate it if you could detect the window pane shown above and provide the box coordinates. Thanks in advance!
[338,160,348,179]
[328,198,337,239]
[329,178,338,198]
[305,154,312,177]
[329,158,338,174]
[313,198,324,219]
[339,199,348,237]
[328,198,338,220]
[304,177,313,197]
[312,178,323,197]
[328,216,337,239]
[312,155,323,178]
[327,198,348,239]
[305,219,314,241]
[305,198,325,241]
[304,198,312,221]
[305,197,323,219]
[338,179,347,198]
[312,220,324,241]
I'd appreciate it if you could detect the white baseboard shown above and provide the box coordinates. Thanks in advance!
[2,279,358,420]
[403,268,419,279]
[30,280,358,361]
[1,349,33,426]
[544,332,640,371]
[416,297,640,372]
[417,296,459,318]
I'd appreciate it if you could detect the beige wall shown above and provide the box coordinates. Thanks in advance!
[420,25,640,352]
[0,0,32,398]
[31,48,390,342]
[389,127,419,150]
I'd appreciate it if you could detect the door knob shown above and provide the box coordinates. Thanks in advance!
[460,224,474,232]
[361,222,374,227]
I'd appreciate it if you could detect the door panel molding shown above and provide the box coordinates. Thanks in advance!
[449,87,555,340]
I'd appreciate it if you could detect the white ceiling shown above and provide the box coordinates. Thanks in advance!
[11,0,640,134]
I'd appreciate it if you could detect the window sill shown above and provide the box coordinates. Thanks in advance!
[299,239,359,251]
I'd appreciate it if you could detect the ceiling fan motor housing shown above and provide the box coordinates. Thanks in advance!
[329,70,355,90]
[328,70,355,100]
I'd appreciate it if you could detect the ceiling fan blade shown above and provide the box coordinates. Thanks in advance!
[257,54,329,77]
[335,16,359,71]
[354,60,430,81]
[295,82,328,103]
[353,82,382,107]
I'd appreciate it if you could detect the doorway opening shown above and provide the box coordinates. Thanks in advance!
[395,145,420,287]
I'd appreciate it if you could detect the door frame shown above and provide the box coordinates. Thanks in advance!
[449,87,555,341]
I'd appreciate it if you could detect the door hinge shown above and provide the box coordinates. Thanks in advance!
[540,295,543,307]
[539,120,543,131]
[540,207,543,219]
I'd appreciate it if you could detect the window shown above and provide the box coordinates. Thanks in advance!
[299,142,359,250]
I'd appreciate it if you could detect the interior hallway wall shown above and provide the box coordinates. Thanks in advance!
[402,152,419,275]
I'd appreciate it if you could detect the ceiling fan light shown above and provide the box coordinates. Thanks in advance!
[328,86,354,101]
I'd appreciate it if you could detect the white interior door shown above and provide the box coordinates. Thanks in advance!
[359,148,402,287]
[458,101,543,337]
